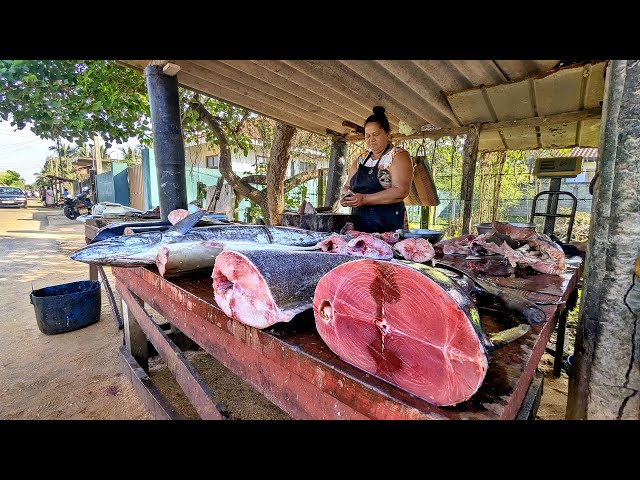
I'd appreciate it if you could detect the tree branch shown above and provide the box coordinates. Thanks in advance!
[187,99,265,205]
[285,168,328,191]
[241,174,266,185]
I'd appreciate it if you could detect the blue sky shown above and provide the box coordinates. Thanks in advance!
[0,120,140,185]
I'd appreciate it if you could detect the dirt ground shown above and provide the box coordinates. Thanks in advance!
[0,201,573,420]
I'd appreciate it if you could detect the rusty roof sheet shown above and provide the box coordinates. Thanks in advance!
[118,60,606,152]
[570,147,599,158]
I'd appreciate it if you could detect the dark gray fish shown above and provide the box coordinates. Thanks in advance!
[431,259,547,326]
[91,220,172,243]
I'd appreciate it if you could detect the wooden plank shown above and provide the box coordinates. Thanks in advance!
[516,371,544,420]
[118,346,183,420]
[118,282,228,420]
[343,107,603,143]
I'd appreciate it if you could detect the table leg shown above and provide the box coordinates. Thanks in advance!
[553,308,568,377]
[89,264,98,281]
[121,290,149,372]
[97,265,123,330]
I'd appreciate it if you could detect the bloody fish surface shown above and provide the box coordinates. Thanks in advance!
[394,237,435,263]
[313,258,489,406]
[346,234,394,259]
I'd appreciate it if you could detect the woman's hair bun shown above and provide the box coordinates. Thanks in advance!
[372,105,385,116]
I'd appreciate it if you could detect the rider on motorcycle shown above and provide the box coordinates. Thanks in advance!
[63,186,93,220]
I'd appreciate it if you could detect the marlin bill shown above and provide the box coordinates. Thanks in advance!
[70,210,332,267]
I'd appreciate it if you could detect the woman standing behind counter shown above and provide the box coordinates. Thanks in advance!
[340,106,414,233]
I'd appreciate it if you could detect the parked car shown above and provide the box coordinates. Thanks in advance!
[0,185,28,208]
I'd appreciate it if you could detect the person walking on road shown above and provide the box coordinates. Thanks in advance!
[45,186,55,207]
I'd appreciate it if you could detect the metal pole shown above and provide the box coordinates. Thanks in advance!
[145,64,188,220]
[543,177,562,236]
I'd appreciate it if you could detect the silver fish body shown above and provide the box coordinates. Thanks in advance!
[71,224,333,267]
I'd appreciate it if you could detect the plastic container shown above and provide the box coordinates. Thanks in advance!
[30,280,101,335]
[398,229,445,244]
[564,354,574,376]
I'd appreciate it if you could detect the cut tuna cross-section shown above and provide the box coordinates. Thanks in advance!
[313,258,489,406]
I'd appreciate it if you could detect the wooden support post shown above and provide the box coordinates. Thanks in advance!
[460,124,480,235]
[420,206,430,229]
[317,168,325,207]
[567,60,640,420]
[89,264,98,282]
[324,138,348,209]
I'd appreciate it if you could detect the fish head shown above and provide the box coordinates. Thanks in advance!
[70,232,164,266]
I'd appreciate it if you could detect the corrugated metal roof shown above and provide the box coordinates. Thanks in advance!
[118,60,606,152]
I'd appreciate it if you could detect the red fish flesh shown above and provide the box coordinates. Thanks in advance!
[346,234,394,260]
[394,237,435,263]
[434,234,476,255]
[313,258,490,406]
[317,234,349,254]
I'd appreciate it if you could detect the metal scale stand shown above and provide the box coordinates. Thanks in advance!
[529,156,581,242]
[529,156,581,376]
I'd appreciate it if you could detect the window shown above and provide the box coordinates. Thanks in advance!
[206,155,219,169]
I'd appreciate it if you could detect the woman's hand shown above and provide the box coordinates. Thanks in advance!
[341,191,368,208]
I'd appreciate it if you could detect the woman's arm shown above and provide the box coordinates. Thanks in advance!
[342,150,413,208]
[339,159,360,206]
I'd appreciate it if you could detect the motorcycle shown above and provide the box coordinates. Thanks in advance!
[63,192,93,220]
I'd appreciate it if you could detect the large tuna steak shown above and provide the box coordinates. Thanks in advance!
[212,250,357,329]
[312,258,490,406]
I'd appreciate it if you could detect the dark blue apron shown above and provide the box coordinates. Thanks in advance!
[349,145,406,233]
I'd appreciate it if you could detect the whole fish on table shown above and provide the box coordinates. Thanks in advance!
[71,210,332,267]
[430,259,548,326]
[156,240,319,278]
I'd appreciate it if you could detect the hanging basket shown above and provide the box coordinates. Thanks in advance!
[405,143,440,206]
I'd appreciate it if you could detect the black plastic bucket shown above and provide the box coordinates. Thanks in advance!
[30,280,101,335]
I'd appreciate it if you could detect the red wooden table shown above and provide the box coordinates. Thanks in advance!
[112,254,582,420]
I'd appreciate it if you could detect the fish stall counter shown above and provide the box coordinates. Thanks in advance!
[111,252,583,420]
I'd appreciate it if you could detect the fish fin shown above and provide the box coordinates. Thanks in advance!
[487,324,531,349]
[166,210,206,236]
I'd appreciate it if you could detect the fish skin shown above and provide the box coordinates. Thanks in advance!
[71,222,333,266]
[213,249,358,328]
[91,220,172,243]
[431,260,547,326]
